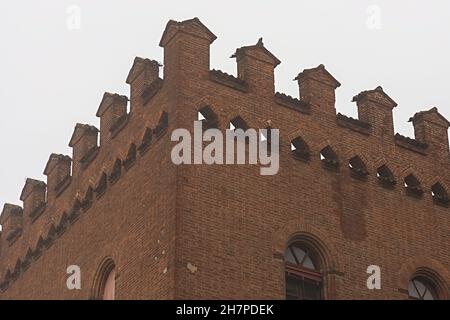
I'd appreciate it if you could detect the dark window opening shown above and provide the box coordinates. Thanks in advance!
[408,277,438,300]
[377,165,396,188]
[230,116,248,131]
[404,174,423,198]
[123,144,137,170]
[230,116,250,143]
[285,242,322,300]
[348,156,369,180]
[291,137,310,161]
[431,183,449,207]
[154,111,169,138]
[95,173,107,199]
[109,159,122,184]
[138,128,153,154]
[320,146,339,170]
[198,106,218,130]
[81,187,93,211]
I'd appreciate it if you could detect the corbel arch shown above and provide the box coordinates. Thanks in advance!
[287,128,314,149]
[342,149,373,173]
[400,166,424,185]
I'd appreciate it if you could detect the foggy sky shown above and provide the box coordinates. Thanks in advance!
[1,0,449,212]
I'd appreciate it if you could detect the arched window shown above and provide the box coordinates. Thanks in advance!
[348,156,369,180]
[229,116,248,131]
[285,242,322,300]
[92,259,116,300]
[320,146,339,171]
[102,266,116,300]
[291,137,310,161]
[408,276,438,300]
[198,106,218,130]
[404,174,424,198]
[431,182,449,207]
[377,164,396,188]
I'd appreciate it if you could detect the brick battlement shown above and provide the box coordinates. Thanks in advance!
[0,17,449,299]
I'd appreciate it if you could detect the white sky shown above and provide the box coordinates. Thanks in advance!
[0,0,449,211]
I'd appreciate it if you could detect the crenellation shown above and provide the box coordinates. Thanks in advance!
[232,38,280,97]
[126,57,161,109]
[96,93,128,145]
[43,153,72,204]
[274,92,311,114]
[160,18,216,81]
[209,69,248,92]
[409,107,450,157]
[69,123,99,175]
[295,64,340,118]
[336,113,371,135]
[0,204,23,245]
[19,179,46,222]
[353,86,397,138]
[395,133,428,155]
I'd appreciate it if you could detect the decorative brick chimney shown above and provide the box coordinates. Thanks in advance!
[43,154,72,203]
[159,17,217,81]
[96,93,128,145]
[353,86,397,138]
[409,107,450,157]
[232,38,281,97]
[68,123,99,175]
[126,57,161,109]
[20,179,46,221]
[295,64,341,115]
[0,204,23,244]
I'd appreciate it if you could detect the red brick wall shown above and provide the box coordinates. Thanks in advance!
[0,18,449,300]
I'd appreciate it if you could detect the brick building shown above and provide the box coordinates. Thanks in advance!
[0,18,449,300]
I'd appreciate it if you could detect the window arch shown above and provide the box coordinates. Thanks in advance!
[404,174,423,198]
[431,182,449,207]
[92,258,116,300]
[102,267,116,300]
[285,241,323,300]
[291,137,310,161]
[198,106,218,129]
[408,276,438,300]
[320,146,339,171]
[377,164,396,188]
[229,116,248,131]
[348,155,369,180]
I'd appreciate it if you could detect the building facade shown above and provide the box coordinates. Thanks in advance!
[0,18,449,300]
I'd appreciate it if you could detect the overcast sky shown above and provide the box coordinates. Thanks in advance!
[0,0,449,211]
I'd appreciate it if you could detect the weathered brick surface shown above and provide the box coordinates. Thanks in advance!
[0,18,449,300]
